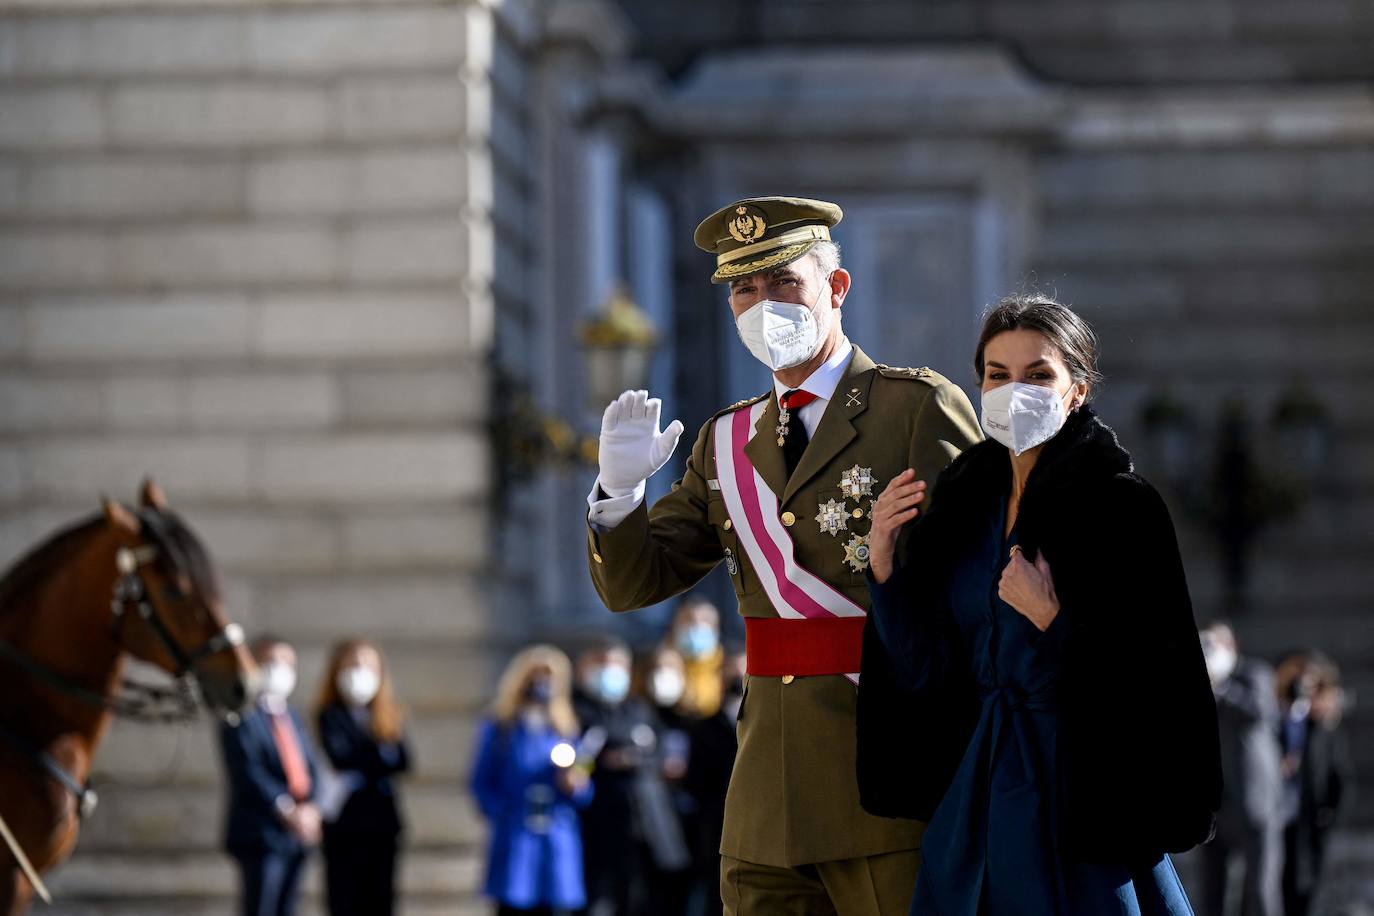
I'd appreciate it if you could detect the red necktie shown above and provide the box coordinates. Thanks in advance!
[269,712,312,802]
[780,389,820,414]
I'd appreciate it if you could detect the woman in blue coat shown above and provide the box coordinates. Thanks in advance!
[859,295,1222,916]
[469,645,593,916]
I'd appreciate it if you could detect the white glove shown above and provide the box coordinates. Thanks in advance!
[597,390,685,498]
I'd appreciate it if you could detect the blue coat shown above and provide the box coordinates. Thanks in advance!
[468,717,593,909]
[219,704,321,856]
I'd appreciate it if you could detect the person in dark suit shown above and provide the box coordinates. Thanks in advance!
[219,635,322,916]
[572,636,666,915]
[684,651,745,916]
[1277,650,1355,916]
[315,638,412,916]
[1198,621,1285,916]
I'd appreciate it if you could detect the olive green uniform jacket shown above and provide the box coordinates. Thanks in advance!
[587,346,982,868]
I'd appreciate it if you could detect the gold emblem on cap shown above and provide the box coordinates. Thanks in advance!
[728,205,767,244]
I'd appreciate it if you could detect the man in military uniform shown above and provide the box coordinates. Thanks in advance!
[585,197,982,915]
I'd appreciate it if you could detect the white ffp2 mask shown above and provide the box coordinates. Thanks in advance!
[337,666,380,707]
[735,297,829,371]
[980,383,1070,456]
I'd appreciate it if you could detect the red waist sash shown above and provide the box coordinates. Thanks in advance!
[744,616,866,677]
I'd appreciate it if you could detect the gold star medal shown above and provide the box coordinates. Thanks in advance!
[815,499,849,537]
[843,535,871,573]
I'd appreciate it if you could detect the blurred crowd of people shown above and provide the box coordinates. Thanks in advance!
[205,609,1356,916]
[210,598,741,916]
[1197,623,1355,916]
[468,597,745,916]
[217,635,411,916]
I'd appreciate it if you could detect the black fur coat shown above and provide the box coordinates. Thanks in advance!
[856,405,1222,864]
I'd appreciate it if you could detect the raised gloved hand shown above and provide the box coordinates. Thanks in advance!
[597,390,685,498]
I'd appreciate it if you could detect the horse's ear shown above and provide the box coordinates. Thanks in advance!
[102,497,141,534]
[139,477,167,511]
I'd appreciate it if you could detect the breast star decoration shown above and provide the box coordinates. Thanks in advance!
[815,498,849,537]
[843,535,871,573]
[840,465,875,500]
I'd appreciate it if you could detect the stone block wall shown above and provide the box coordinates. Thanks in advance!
[0,2,535,911]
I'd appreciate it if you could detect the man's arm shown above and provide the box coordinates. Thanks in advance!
[588,417,724,612]
[219,718,290,814]
[907,381,982,495]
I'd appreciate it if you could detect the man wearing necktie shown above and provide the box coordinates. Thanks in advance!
[586,197,983,915]
[219,635,322,916]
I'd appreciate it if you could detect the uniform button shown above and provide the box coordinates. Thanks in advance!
[781,511,796,527]
[592,553,603,564]
[852,508,864,519]
[782,675,796,685]
[723,519,732,531]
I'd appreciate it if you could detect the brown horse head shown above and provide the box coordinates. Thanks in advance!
[98,479,256,717]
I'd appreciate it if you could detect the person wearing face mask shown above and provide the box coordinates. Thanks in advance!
[469,645,592,916]
[667,598,725,720]
[571,638,662,915]
[632,646,697,916]
[1193,622,1285,916]
[861,295,1222,915]
[586,197,982,915]
[685,651,747,916]
[218,634,323,916]
[1273,651,1353,916]
[314,639,411,916]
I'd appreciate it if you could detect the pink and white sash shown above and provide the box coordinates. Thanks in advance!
[714,400,865,682]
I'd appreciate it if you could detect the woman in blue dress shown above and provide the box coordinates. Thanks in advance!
[858,295,1222,916]
[469,645,594,916]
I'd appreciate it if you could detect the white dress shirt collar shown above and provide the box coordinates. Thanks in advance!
[773,336,854,403]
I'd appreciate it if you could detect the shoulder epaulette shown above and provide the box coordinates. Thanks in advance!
[711,390,770,420]
[875,364,939,383]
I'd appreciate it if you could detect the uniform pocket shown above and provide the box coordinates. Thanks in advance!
[707,498,754,596]
[811,486,871,585]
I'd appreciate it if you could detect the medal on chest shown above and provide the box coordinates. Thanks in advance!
[775,406,791,447]
[811,465,881,571]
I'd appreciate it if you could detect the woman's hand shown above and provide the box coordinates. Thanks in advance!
[869,469,927,584]
[556,767,589,797]
[998,548,1060,631]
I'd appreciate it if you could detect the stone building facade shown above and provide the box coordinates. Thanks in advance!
[1,0,1371,912]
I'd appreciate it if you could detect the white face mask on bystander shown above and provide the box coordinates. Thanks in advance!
[336,666,380,707]
[261,663,296,701]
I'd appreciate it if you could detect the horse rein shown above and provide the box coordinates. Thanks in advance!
[0,527,245,819]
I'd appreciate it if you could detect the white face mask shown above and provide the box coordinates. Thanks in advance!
[261,662,296,701]
[1201,640,1238,686]
[337,666,380,707]
[650,668,686,708]
[980,382,1071,456]
[735,291,831,372]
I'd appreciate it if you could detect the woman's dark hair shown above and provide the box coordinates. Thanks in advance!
[974,293,1103,398]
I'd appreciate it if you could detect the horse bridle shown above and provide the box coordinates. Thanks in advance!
[110,542,245,682]
[0,516,246,819]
